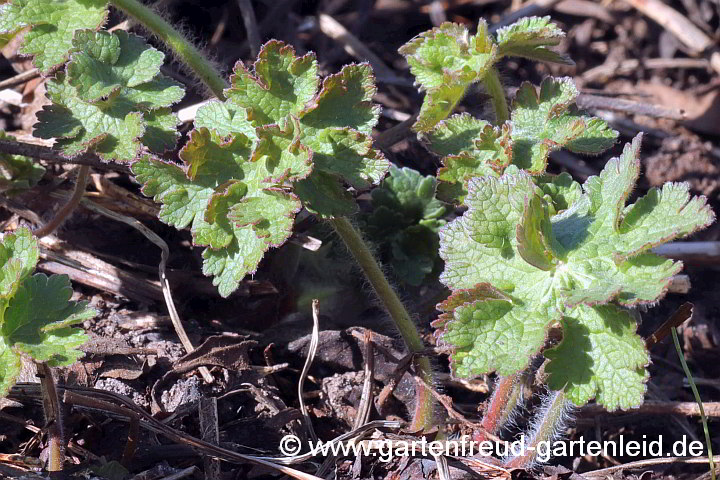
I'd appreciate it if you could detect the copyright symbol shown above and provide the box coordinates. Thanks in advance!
[279,435,302,456]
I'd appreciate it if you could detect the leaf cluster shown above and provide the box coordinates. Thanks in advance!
[133,41,388,297]
[0,228,94,396]
[435,135,714,409]
[399,16,572,132]
[364,166,449,286]
[33,30,185,162]
[427,78,618,203]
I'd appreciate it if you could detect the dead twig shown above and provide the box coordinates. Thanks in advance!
[236,0,262,58]
[317,13,410,86]
[34,165,90,237]
[0,140,130,174]
[581,400,720,417]
[577,93,686,120]
[71,195,214,383]
[0,68,40,90]
[198,397,221,480]
[584,455,720,477]
[646,302,694,349]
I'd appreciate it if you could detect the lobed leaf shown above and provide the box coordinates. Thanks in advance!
[427,77,617,203]
[0,229,93,396]
[436,135,714,407]
[364,166,448,285]
[399,21,496,131]
[495,16,573,65]
[34,30,184,162]
[0,0,108,73]
[135,41,388,296]
[0,131,45,195]
[545,304,649,410]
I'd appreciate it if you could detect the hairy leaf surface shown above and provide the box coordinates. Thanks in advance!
[0,228,93,396]
[0,0,108,73]
[436,135,714,408]
[34,30,184,162]
[134,41,388,296]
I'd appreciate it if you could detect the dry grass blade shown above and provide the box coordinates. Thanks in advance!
[0,68,40,89]
[646,302,693,349]
[72,196,214,383]
[298,299,320,444]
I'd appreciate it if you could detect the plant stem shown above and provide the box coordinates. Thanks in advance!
[34,165,89,237]
[504,389,569,469]
[38,362,65,472]
[480,373,523,438]
[329,216,434,431]
[110,0,228,100]
[483,68,509,125]
[672,326,715,480]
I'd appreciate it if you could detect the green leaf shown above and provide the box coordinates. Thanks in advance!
[0,0,108,73]
[67,30,165,102]
[0,227,38,299]
[0,230,92,396]
[399,21,496,132]
[430,115,512,202]
[3,273,93,366]
[135,41,387,296]
[426,78,615,203]
[133,124,310,297]
[34,30,184,162]
[437,135,714,407]
[510,77,617,172]
[495,16,573,65]
[364,166,449,286]
[0,131,45,194]
[545,304,649,410]
[226,40,318,125]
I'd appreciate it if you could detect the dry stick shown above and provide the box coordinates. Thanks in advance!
[577,93,686,120]
[236,0,262,58]
[0,68,40,89]
[624,0,720,76]
[198,397,221,480]
[317,13,410,86]
[581,400,720,417]
[298,299,320,444]
[27,384,401,469]
[33,165,90,238]
[584,455,720,478]
[0,139,130,173]
[73,195,214,383]
[646,302,693,349]
[37,363,65,472]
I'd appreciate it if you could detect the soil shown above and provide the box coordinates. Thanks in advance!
[1,1,720,479]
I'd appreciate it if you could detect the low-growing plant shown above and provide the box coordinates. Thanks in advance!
[401,18,715,467]
[363,166,448,286]
[0,0,715,471]
[0,227,95,470]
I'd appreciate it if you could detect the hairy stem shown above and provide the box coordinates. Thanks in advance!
[329,216,434,431]
[483,68,509,125]
[504,389,570,469]
[480,373,524,438]
[38,362,65,472]
[110,0,228,100]
[34,165,89,238]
